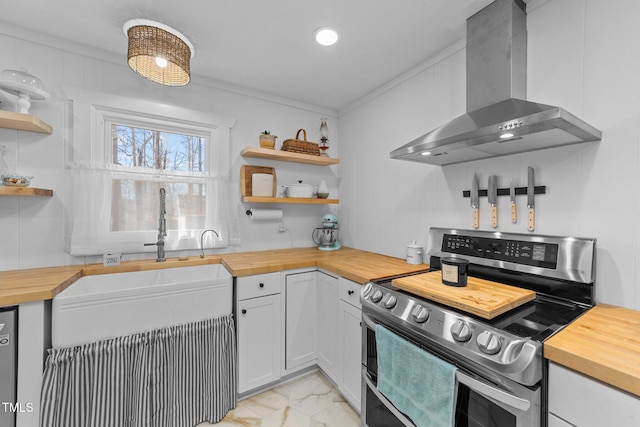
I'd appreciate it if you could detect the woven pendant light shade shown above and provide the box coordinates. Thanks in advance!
[125,20,193,86]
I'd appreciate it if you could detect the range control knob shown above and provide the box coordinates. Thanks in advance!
[450,320,472,342]
[370,289,384,303]
[361,283,373,298]
[477,331,502,355]
[411,305,429,323]
[382,293,397,309]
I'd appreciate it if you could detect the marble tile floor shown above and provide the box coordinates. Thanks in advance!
[197,371,361,427]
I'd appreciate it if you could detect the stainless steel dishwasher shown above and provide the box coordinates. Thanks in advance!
[0,306,17,427]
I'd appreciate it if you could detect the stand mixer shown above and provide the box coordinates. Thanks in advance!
[312,214,341,251]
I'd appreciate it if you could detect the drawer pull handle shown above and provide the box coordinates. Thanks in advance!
[241,309,247,314]
[259,283,265,288]
[348,290,354,295]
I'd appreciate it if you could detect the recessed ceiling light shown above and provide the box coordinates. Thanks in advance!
[314,27,339,46]
[420,151,432,156]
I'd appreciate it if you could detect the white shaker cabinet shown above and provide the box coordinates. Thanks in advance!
[316,271,341,384]
[338,276,362,410]
[236,272,282,394]
[548,362,640,427]
[285,271,317,371]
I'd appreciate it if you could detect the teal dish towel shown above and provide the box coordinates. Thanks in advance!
[376,324,458,427]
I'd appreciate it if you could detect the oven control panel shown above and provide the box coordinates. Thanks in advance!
[442,233,558,269]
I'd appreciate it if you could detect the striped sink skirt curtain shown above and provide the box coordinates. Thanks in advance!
[40,315,236,427]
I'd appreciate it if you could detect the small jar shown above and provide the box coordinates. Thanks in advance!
[441,257,469,287]
[406,241,423,265]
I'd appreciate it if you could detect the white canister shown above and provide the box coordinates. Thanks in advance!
[252,173,274,197]
[406,241,423,265]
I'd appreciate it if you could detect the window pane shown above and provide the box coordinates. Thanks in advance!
[111,124,206,172]
[110,180,206,232]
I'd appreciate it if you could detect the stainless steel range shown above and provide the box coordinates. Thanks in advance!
[361,227,595,427]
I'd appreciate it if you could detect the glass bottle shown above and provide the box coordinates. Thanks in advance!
[319,118,329,157]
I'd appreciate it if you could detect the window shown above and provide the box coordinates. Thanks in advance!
[64,87,236,256]
[108,123,208,234]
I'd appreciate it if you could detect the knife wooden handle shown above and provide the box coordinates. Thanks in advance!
[528,207,535,232]
[491,205,497,228]
[511,203,517,223]
[473,207,479,229]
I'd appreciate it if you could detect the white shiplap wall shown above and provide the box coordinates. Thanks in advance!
[338,0,640,310]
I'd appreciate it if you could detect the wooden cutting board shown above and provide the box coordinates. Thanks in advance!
[392,271,535,319]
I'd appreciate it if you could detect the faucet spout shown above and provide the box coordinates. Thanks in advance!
[200,229,220,258]
[144,187,167,262]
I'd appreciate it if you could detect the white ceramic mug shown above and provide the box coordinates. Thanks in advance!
[406,241,423,264]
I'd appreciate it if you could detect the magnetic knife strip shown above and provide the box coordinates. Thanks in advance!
[463,186,546,198]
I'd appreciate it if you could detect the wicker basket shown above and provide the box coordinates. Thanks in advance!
[281,129,320,156]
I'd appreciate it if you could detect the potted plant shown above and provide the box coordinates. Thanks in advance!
[259,131,277,149]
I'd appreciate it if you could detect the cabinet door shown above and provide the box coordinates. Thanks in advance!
[237,294,281,393]
[339,300,362,411]
[317,272,340,383]
[548,362,640,427]
[285,272,317,370]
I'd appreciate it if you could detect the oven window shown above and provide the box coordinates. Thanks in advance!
[455,387,516,427]
[365,386,407,427]
[366,327,378,379]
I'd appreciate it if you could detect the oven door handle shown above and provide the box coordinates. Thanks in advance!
[363,370,415,427]
[455,371,531,412]
[362,312,377,330]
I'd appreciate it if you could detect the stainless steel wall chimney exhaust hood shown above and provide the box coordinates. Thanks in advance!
[390,0,601,166]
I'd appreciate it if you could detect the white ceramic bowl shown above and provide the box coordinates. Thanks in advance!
[285,182,314,198]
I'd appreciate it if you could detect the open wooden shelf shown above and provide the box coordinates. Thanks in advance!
[0,186,53,197]
[242,196,338,204]
[0,111,52,134]
[241,147,339,166]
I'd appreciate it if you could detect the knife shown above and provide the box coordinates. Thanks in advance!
[527,167,535,231]
[471,173,479,229]
[488,175,498,228]
[510,180,517,223]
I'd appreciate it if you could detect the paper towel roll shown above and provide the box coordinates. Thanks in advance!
[247,208,283,221]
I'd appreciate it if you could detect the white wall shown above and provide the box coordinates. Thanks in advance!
[0,24,339,271]
[338,0,640,309]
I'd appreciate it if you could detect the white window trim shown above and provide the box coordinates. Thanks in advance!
[63,86,235,174]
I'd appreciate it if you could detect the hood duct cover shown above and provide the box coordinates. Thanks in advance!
[390,0,601,166]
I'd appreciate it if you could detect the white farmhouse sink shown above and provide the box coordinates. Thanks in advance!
[51,264,232,348]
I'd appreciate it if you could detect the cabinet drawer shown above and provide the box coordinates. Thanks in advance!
[237,272,281,300]
[339,277,362,309]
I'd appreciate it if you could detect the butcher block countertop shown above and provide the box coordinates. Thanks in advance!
[81,256,223,276]
[0,266,84,306]
[221,246,429,283]
[544,304,640,397]
[0,247,428,307]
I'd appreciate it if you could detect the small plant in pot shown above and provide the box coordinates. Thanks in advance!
[259,131,277,149]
